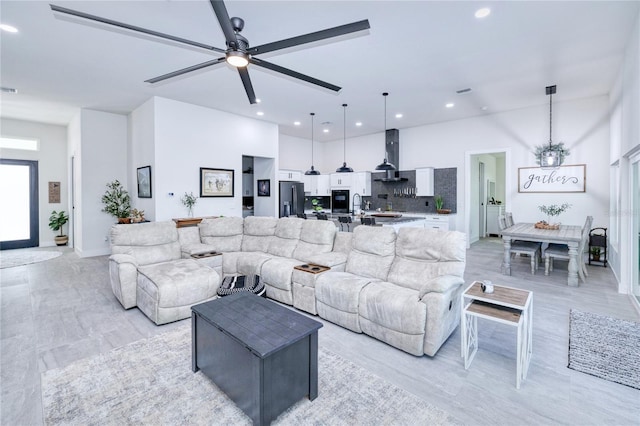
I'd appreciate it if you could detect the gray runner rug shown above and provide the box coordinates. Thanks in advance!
[568,309,640,390]
[42,323,457,425]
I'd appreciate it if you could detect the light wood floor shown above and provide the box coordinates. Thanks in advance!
[1,238,639,425]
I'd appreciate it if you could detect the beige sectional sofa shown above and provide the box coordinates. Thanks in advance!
[109,216,466,356]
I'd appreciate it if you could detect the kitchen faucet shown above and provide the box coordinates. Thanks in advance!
[352,193,361,215]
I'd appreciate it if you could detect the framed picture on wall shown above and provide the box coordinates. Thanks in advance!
[257,179,270,197]
[518,164,586,193]
[200,167,234,197]
[137,165,152,198]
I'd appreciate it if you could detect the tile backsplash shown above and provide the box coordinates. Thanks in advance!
[364,168,457,214]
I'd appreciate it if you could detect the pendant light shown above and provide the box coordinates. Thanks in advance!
[336,103,353,173]
[540,85,561,170]
[375,92,396,171]
[305,112,320,175]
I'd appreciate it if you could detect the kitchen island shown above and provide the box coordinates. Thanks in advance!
[303,211,455,231]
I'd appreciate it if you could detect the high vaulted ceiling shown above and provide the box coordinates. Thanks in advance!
[1,1,638,142]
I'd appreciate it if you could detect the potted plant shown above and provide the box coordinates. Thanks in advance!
[130,208,145,223]
[101,180,132,223]
[435,195,451,214]
[181,192,197,217]
[49,210,69,246]
[590,246,601,262]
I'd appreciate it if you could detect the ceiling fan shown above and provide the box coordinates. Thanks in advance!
[50,1,370,104]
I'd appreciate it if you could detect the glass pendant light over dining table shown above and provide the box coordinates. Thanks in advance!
[305,112,320,175]
[375,92,397,171]
[540,85,562,170]
[336,103,353,173]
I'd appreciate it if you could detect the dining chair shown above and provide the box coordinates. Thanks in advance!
[505,212,514,228]
[498,214,541,274]
[544,216,593,281]
[338,215,353,232]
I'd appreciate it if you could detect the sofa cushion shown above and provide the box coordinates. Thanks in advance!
[387,228,466,291]
[242,216,278,252]
[199,217,244,252]
[110,221,181,266]
[293,220,337,261]
[359,281,426,335]
[137,259,219,308]
[316,272,374,313]
[267,217,304,258]
[345,226,396,280]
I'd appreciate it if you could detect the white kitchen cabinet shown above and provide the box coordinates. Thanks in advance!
[486,205,504,236]
[352,172,371,196]
[242,173,254,196]
[424,214,456,231]
[415,167,434,196]
[302,174,331,196]
[330,173,352,188]
[278,169,303,181]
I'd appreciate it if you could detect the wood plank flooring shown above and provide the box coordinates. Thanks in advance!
[1,238,639,425]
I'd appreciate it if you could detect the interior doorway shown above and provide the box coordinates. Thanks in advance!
[0,158,39,249]
[465,149,510,246]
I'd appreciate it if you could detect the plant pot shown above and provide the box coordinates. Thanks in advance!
[55,235,68,246]
[436,209,451,214]
[592,254,601,262]
[118,217,132,224]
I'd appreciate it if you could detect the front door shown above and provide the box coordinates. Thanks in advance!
[0,159,39,249]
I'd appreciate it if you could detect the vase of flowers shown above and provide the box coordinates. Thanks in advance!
[181,192,197,217]
[538,203,571,225]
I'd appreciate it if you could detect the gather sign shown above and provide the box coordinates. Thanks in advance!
[518,164,586,193]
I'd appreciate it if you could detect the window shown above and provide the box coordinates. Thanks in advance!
[0,136,39,151]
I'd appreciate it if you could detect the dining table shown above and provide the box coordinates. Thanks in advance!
[501,223,583,286]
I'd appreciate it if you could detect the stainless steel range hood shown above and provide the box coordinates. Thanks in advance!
[374,129,408,181]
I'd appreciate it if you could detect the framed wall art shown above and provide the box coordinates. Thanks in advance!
[257,179,270,197]
[518,164,586,193]
[137,165,152,198]
[200,167,234,197]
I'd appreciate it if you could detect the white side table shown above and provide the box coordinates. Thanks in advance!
[460,281,533,389]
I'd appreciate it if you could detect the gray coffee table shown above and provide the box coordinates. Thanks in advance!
[191,292,323,425]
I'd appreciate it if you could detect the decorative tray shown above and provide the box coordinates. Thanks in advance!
[191,251,221,259]
[294,263,331,274]
[534,222,560,230]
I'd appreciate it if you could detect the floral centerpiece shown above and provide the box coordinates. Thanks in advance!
[537,203,571,229]
[181,192,197,217]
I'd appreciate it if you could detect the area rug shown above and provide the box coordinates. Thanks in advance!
[0,249,62,269]
[42,323,457,425]
[568,309,640,389]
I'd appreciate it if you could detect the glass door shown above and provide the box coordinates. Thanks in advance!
[0,159,39,249]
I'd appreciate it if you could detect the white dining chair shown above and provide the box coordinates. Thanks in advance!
[498,214,541,274]
[544,216,593,281]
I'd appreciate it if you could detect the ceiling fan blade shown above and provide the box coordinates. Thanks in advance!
[250,58,341,92]
[237,67,257,104]
[209,0,238,48]
[145,57,226,84]
[50,4,226,54]
[248,19,370,55]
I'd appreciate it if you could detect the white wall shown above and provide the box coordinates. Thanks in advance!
[0,118,69,247]
[134,97,279,220]
[128,98,157,220]
[609,8,640,294]
[75,109,128,257]
[279,134,311,173]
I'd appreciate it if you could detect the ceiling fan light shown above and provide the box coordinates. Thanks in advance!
[226,51,249,67]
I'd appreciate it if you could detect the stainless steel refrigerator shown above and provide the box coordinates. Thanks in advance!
[279,181,304,217]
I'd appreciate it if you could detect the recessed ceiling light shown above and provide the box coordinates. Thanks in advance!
[256,111,264,116]
[481,106,488,111]
[446,103,454,108]
[475,8,491,19]
[294,121,301,126]
[0,24,18,33]
[323,129,329,133]
[355,122,362,127]
[256,98,261,103]
[395,113,403,118]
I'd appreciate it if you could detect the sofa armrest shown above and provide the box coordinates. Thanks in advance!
[306,252,348,268]
[110,253,138,268]
[418,275,464,299]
